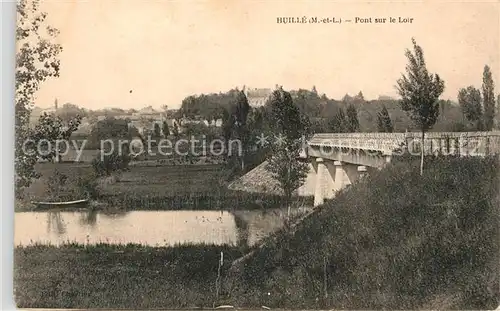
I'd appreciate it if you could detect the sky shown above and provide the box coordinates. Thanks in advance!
[33,0,499,110]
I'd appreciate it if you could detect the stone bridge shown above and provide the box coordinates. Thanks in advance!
[298,131,500,206]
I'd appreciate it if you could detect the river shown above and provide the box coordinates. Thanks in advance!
[14,208,311,247]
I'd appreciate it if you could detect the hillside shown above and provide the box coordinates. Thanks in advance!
[225,155,500,309]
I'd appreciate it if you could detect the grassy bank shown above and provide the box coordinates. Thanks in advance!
[227,155,500,309]
[18,163,309,211]
[16,156,497,309]
[15,243,244,309]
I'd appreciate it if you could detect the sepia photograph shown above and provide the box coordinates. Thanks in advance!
[13,0,500,309]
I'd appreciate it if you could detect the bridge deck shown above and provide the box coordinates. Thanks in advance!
[308,131,500,156]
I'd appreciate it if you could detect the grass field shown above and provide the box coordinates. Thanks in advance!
[19,162,296,211]
[14,156,499,309]
[14,243,244,309]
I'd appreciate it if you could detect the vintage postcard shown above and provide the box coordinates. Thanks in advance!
[14,0,500,309]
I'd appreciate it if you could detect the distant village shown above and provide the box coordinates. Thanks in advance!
[30,84,408,141]
[29,86,285,137]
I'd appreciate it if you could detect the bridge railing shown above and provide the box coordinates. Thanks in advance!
[308,131,500,156]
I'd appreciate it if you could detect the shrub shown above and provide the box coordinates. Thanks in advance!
[91,152,130,177]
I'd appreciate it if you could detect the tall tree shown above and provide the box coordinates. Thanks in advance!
[346,104,360,132]
[328,108,348,133]
[162,121,170,138]
[396,38,445,175]
[458,86,483,130]
[354,91,365,103]
[377,105,394,133]
[221,108,234,152]
[16,0,63,195]
[153,123,161,137]
[233,91,251,170]
[266,88,309,216]
[497,94,500,129]
[482,65,495,131]
[172,122,180,139]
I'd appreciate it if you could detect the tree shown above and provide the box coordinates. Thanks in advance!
[346,104,360,132]
[172,122,180,139]
[268,88,305,140]
[354,91,365,103]
[482,65,495,130]
[328,108,348,133]
[87,117,129,149]
[221,108,234,155]
[56,103,86,122]
[29,113,82,162]
[377,105,394,133]
[153,123,161,137]
[162,121,170,138]
[16,0,63,196]
[342,93,353,103]
[266,88,309,216]
[234,90,251,170]
[458,86,483,130]
[91,151,130,177]
[497,94,500,129]
[396,38,445,175]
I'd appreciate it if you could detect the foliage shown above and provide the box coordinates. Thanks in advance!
[56,103,87,122]
[172,122,180,138]
[153,123,161,137]
[74,171,99,199]
[377,105,394,132]
[265,88,309,206]
[482,65,496,130]
[180,90,238,121]
[87,117,130,149]
[162,121,170,138]
[267,88,305,140]
[91,151,130,177]
[327,108,348,133]
[293,89,322,117]
[46,169,68,200]
[396,38,445,132]
[15,0,63,195]
[396,38,445,174]
[345,104,360,132]
[233,90,251,170]
[221,109,234,149]
[458,86,483,130]
[231,156,499,310]
[29,113,82,162]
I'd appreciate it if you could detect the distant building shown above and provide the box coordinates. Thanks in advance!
[243,86,274,107]
[126,106,166,136]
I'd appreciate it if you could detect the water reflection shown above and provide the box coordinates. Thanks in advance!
[78,210,98,227]
[15,208,310,247]
[46,211,67,235]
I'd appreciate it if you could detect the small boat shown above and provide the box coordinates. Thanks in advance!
[30,199,90,209]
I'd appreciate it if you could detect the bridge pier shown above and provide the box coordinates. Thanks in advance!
[314,158,329,206]
[313,159,367,207]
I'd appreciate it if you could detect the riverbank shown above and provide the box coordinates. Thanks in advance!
[227,155,500,310]
[16,156,498,309]
[16,162,312,212]
[14,243,244,309]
